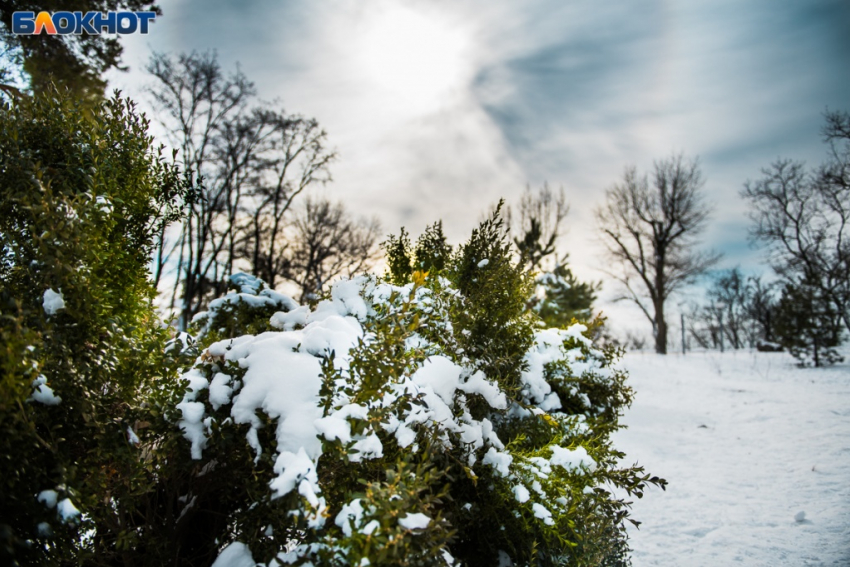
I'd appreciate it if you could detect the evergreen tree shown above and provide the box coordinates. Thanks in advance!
[774,279,844,367]
[383,221,453,283]
[508,185,600,327]
[382,226,413,285]
[533,264,599,329]
[414,220,452,274]
[448,202,536,390]
[0,1,160,102]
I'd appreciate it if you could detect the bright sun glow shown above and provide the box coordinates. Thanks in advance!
[355,5,472,114]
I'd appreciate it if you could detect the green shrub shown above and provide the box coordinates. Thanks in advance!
[0,88,193,566]
[175,208,663,567]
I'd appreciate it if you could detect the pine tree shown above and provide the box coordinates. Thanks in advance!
[382,226,413,285]
[533,264,600,328]
[774,279,844,367]
[414,221,452,274]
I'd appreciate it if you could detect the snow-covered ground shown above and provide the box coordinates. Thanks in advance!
[613,349,850,566]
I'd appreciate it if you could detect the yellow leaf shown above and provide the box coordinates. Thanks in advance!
[411,270,429,286]
[541,414,558,427]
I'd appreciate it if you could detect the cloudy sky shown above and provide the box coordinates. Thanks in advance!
[108,0,850,329]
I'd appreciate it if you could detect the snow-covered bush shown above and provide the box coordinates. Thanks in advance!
[0,88,662,565]
[175,210,663,566]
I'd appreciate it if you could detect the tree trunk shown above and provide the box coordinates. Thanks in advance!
[813,335,820,368]
[654,299,668,354]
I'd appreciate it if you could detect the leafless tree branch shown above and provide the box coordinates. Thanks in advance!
[596,153,720,353]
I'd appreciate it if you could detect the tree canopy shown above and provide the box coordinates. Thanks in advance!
[0,1,160,102]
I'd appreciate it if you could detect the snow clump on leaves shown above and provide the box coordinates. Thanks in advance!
[173,211,664,567]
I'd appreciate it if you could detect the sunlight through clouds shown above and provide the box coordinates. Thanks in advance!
[354,3,473,114]
[106,0,850,331]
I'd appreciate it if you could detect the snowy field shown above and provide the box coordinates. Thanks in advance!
[613,349,850,566]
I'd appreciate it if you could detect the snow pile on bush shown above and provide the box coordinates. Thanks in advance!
[174,270,660,566]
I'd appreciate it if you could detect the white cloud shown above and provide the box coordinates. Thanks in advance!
[107,0,849,330]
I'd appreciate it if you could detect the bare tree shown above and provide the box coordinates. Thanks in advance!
[147,51,255,327]
[238,109,336,289]
[508,184,570,271]
[506,184,600,326]
[744,275,779,344]
[742,110,850,334]
[596,154,720,354]
[285,197,381,301]
[690,269,768,350]
[147,51,336,328]
[707,268,754,349]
